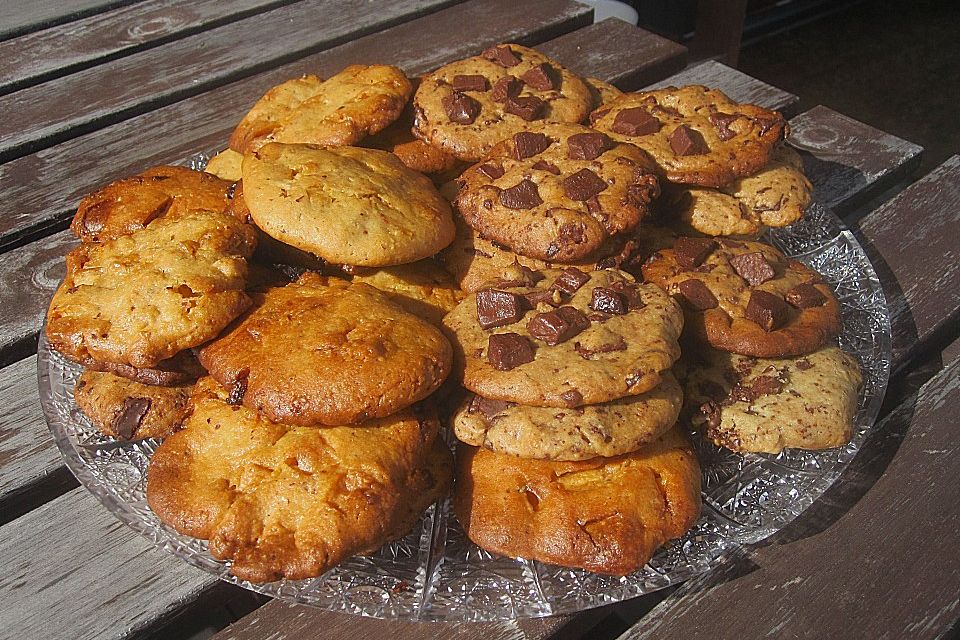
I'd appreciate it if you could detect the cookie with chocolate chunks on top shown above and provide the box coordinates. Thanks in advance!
[442,268,683,407]
[642,238,840,358]
[74,370,193,440]
[456,123,659,262]
[412,44,593,162]
[591,85,787,188]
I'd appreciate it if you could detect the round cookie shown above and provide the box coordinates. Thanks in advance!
[350,259,464,326]
[47,210,256,369]
[241,142,455,266]
[642,237,841,358]
[229,66,412,153]
[74,370,192,440]
[71,165,233,243]
[442,268,684,407]
[147,377,451,583]
[198,273,452,426]
[204,148,243,182]
[453,371,682,461]
[455,124,660,262]
[453,427,701,575]
[591,85,788,188]
[680,345,862,453]
[412,44,593,161]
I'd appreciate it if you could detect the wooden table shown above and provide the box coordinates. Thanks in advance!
[1,2,957,639]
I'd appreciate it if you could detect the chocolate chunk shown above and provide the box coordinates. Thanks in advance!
[524,288,561,308]
[609,280,645,309]
[476,163,504,180]
[560,388,584,407]
[678,279,718,310]
[566,132,614,160]
[558,222,585,244]
[745,290,790,331]
[563,168,608,201]
[504,95,544,121]
[731,374,785,403]
[730,251,777,286]
[709,112,741,141]
[589,106,611,125]
[520,63,557,91]
[700,401,722,429]
[442,91,480,124]
[476,288,529,329]
[113,397,151,439]
[468,395,513,420]
[227,368,249,405]
[673,236,717,269]
[487,333,535,370]
[491,76,522,102]
[574,336,627,359]
[499,179,542,209]
[551,267,590,295]
[512,131,552,159]
[527,306,590,346]
[795,358,813,371]
[452,74,489,92]
[755,115,781,136]
[669,125,709,156]
[786,283,827,308]
[589,287,628,315]
[610,107,660,136]
[483,45,521,67]
[585,195,602,217]
[531,159,560,174]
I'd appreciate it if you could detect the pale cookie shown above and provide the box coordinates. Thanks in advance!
[442,268,683,407]
[680,345,862,453]
[198,273,452,426]
[47,210,256,369]
[456,124,659,262]
[147,377,451,583]
[642,237,841,358]
[350,259,464,326]
[74,370,192,440]
[413,44,593,161]
[229,66,412,153]
[591,85,787,188]
[71,165,233,243]
[242,142,455,266]
[453,371,682,460]
[453,427,701,575]
[204,148,244,182]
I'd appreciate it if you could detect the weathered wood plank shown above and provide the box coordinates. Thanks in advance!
[0,0,463,162]
[0,0,290,94]
[0,0,136,41]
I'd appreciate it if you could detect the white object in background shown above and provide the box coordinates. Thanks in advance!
[579,0,639,25]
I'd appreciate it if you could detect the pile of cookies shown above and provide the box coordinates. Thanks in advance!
[46,42,862,584]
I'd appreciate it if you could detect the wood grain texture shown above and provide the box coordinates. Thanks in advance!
[0,0,462,162]
[0,0,135,41]
[0,0,591,252]
[0,0,291,94]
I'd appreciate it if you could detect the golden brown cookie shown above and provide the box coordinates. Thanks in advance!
[350,259,464,326]
[453,427,701,575]
[204,149,243,182]
[70,166,233,243]
[442,268,683,407]
[229,66,412,153]
[591,85,787,188]
[74,370,192,440]
[584,76,623,115]
[198,273,452,426]
[47,210,256,369]
[642,237,841,357]
[680,345,862,453]
[453,371,682,461]
[413,44,593,161]
[455,124,659,262]
[147,377,451,583]
[241,142,455,266]
[78,349,205,386]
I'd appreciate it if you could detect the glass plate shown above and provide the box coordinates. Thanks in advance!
[38,200,891,622]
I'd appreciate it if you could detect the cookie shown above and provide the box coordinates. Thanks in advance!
[584,76,623,114]
[680,345,862,453]
[198,272,452,426]
[455,124,659,262]
[453,427,701,575]
[442,268,683,407]
[241,142,455,266]
[47,210,256,369]
[71,166,233,243]
[74,370,192,440]
[204,148,243,182]
[229,66,412,153]
[147,377,450,583]
[642,237,841,357]
[453,371,682,460]
[412,44,593,161]
[350,259,464,326]
[591,85,788,188]
[79,350,205,386]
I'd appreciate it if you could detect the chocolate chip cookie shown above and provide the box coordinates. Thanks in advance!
[456,124,659,262]
[642,237,841,357]
[591,85,788,188]
[584,76,623,115]
[74,370,193,440]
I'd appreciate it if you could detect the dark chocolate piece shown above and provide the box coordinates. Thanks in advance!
[566,132,614,160]
[452,74,489,92]
[610,107,660,136]
[669,125,709,156]
[487,333,535,370]
[113,397,151,439]
[476,288,529,329]
[729,251,776,286]
[476,163,504,180]
[468,394,513,419]
[520,63,556,91]
[526,306,590,345]
[499,179,543,209]
[227,368,249,405]
[709,112,741,141]
[745,290,790,331]
[673,236,717,269]
[678,279,718,310]
[609,280,645,309]
[589,287,628,315]
[551,267,590,295]
[786,283,828,308]
[491,76,522,102]
[560,388,584,407]
[574,337,627,359]
[531,159,560,174]
[504,95,544,121]
[442,91,480,124]
[512,131,552,159]
[524,288,561,308]
[562,168,608,202]
[483,45,521,67]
